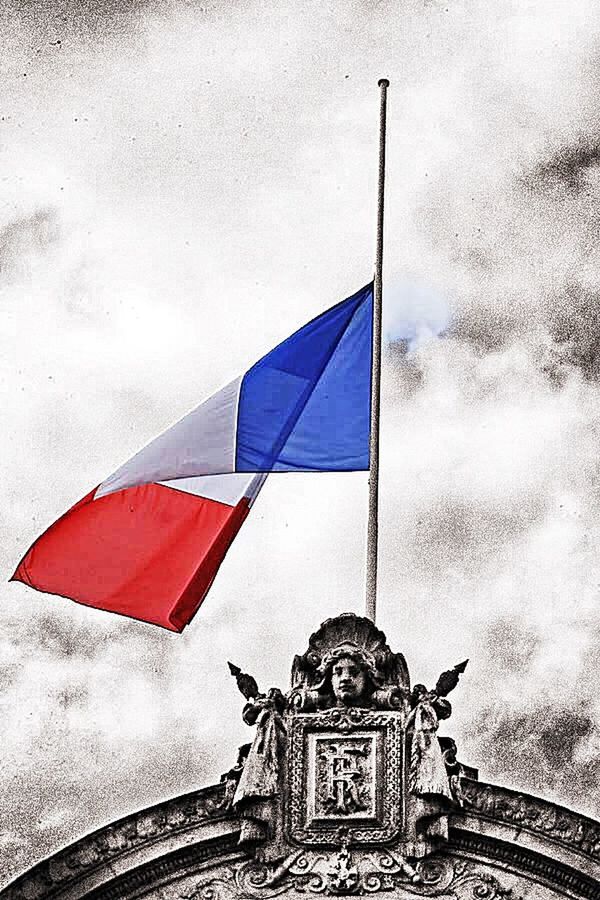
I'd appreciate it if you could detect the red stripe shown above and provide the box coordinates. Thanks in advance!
[11,483,250,632]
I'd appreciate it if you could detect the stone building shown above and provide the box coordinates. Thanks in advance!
[2,614,599,900]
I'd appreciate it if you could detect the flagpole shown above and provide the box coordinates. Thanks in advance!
[365,78,389,624]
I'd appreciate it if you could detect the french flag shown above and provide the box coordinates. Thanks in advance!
[12,284,373,631]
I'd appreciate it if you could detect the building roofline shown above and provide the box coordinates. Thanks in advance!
[2,778,599,900]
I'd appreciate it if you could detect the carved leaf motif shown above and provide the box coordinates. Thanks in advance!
[233,854,521,899]
[181,868,238,900]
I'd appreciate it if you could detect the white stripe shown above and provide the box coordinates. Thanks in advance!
[159,473,255,507]
[232,368,241,471]
[96,376,242,499]
[160,473,267,507]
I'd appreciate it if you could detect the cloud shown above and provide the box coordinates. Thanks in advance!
[0,208,59,279]
[547,284,600,380]
[4,0,156,41]
[463,612,600,816]
[3,0,600,887]
[469,700,600,814]
[529,138,600,192]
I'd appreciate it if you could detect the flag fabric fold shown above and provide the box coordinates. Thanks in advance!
[12,283,373,631]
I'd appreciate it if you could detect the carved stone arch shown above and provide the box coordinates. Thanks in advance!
[2,781,599,900]
[2,616,599,900]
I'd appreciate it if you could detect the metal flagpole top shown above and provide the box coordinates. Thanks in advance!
[365,78,389,623]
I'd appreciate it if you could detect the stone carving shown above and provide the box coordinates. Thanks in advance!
[462,780,600,861]
[184,855,520,899]
[408,688,452,802]
[438,739,466,807]
[320,740,370,815]
[221,743,251,809]
[181,867,238,900]
[2,784,229,900]
[288,615,410,712]
[6,605,600,900]
[230,614,469,870]
[327,832,361,893]
[288,708,404,846]
[407,662,467,805]
[229,674,287,857]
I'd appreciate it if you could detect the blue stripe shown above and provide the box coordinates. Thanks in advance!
[235,284,373,472]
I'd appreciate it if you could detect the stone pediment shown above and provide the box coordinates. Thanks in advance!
[1,780,599,900]
[228,614,469,867]
[1,615,599,900]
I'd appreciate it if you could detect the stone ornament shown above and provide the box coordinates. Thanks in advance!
[2,784,230,900]
[287,709,404,845]
[183,856,519,900]
[229,614,469,883]
[288,614,410,713]
[462,781,600,861]
[3,612,598,900]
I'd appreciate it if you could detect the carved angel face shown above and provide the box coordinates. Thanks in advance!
[331,656,368,705]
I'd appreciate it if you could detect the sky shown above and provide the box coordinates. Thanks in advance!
[2,0,600,885]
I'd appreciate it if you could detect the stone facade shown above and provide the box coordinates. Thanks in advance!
[2,615,599,900]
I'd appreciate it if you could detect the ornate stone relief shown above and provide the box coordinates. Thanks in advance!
[461,781,600,862]
[5,613,599,900]
[2,784,229,900]
[287,708,404,846]
[182,856,518,900]
[228,614,469,876]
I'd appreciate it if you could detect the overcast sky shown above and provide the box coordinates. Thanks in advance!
[2,0,600,886]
